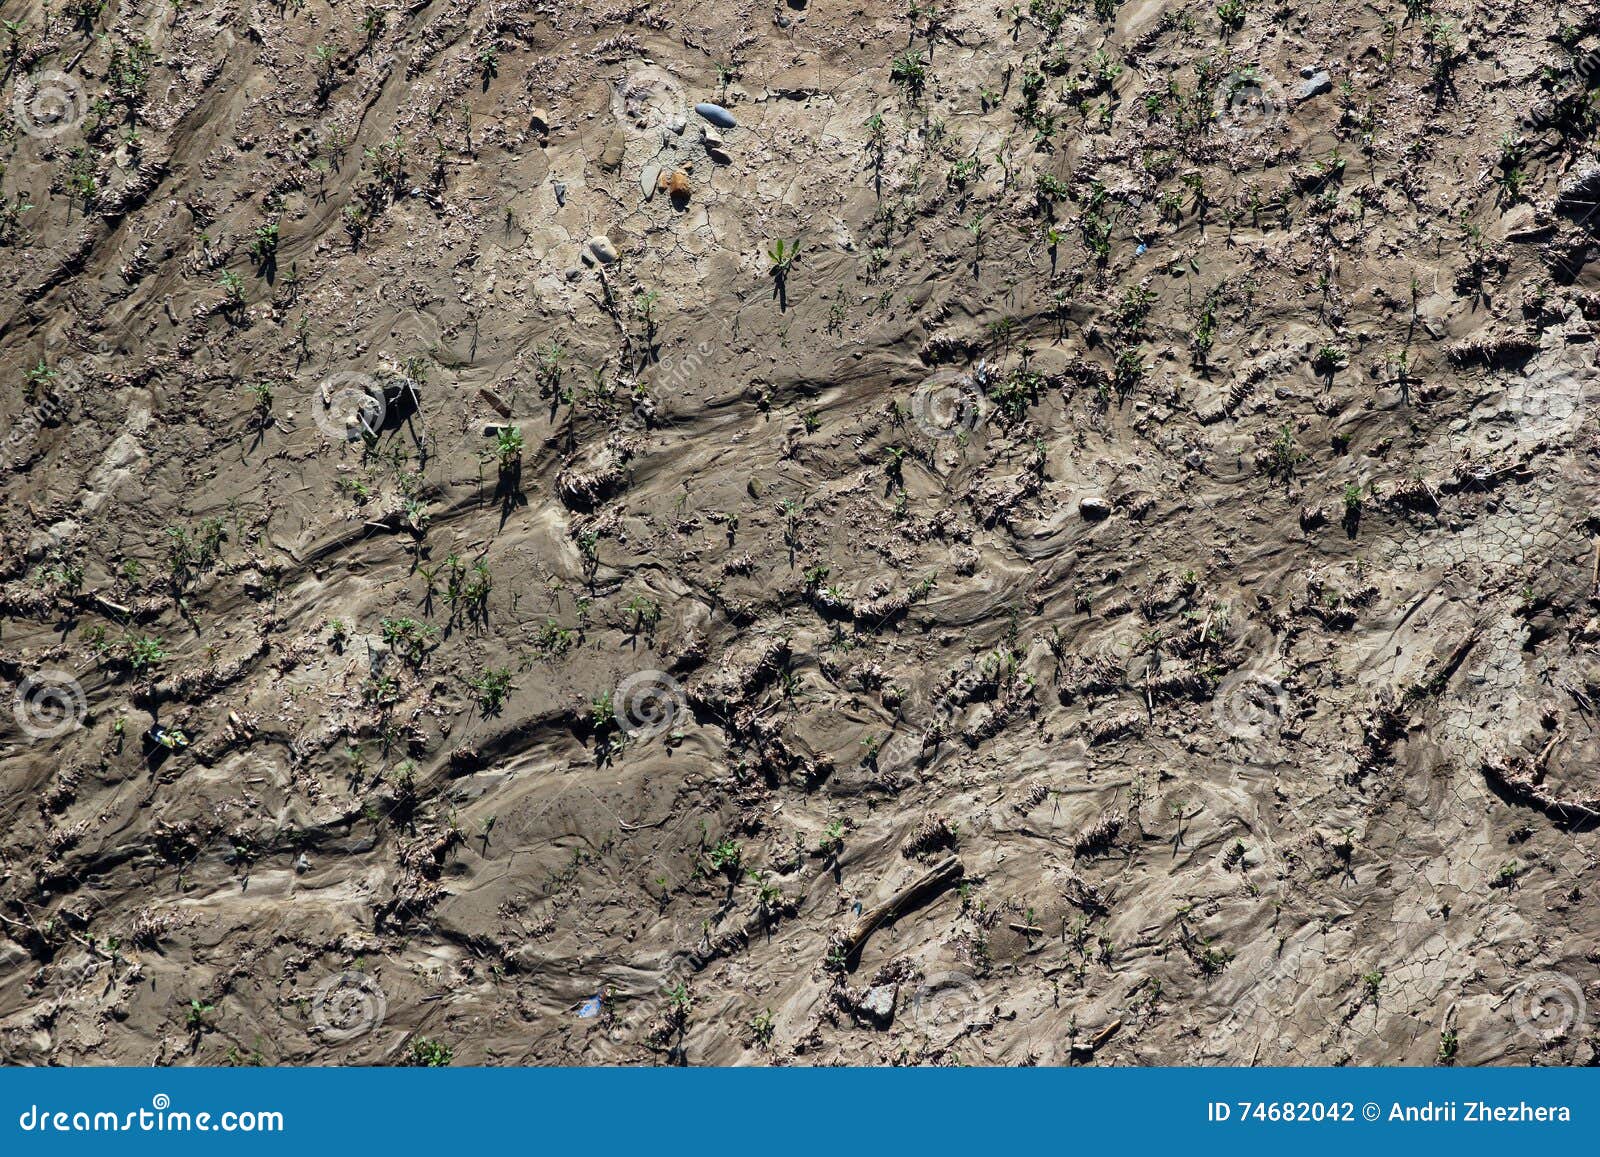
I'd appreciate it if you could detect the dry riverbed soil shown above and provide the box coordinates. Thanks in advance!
[2,0,1600,1065]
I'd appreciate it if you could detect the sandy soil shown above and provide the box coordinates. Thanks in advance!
[1,0,1599,1066]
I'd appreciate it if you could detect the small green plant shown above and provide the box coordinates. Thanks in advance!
[1342,482,1363,519]
[780,498,804,550]
[467,667,513,713]
[536,618,576,656]
[219,270,246,308]
[767,238,800,279]
[1438,1029,1458,1064]
[0,192,34,245]
[966,213,987,263]
[126,635,167,671]
[890,49,927,97]
[64,147,100,207]
[185,998,215,1030]
[1493,135,1525,202]
[380,616,438,666]
[407,1037,453,1066]
[767,239,801,309]
[249,222,279,264]
[626,595,662,634]
[748,1008,775,1047]
[313,43,337,81]
[1313,343,1347,374]
[23,358,56,402]
[1362,970,1383,999]
[1265,424,1301,480]
[535,340,567,399]
[243,378,272,411]
[754,873,783,913]
[708,839,742,873]
[495,425,523,469]
[360,5,387,44]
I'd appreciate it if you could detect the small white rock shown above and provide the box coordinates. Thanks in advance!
[1080,495,1113,520]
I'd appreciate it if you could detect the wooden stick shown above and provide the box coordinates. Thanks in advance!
[1090,1018,1121,1050]
[843,856,963,960]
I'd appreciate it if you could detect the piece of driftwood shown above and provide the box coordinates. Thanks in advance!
[1483,756,1600,825]
[479,388,512,418]
[843,856,963,960]
[92,594,130,617]
[1070,1018,1122,1059]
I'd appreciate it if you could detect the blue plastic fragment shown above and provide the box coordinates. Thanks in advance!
[1135,243,1148,256]
[576,995,602,1018]
[695,102,737,129]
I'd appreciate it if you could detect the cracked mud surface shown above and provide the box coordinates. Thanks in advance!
[2,0,1600,1065]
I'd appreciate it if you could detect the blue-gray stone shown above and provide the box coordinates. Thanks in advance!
[1296,71,1332,101]
[695,102,737,129]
